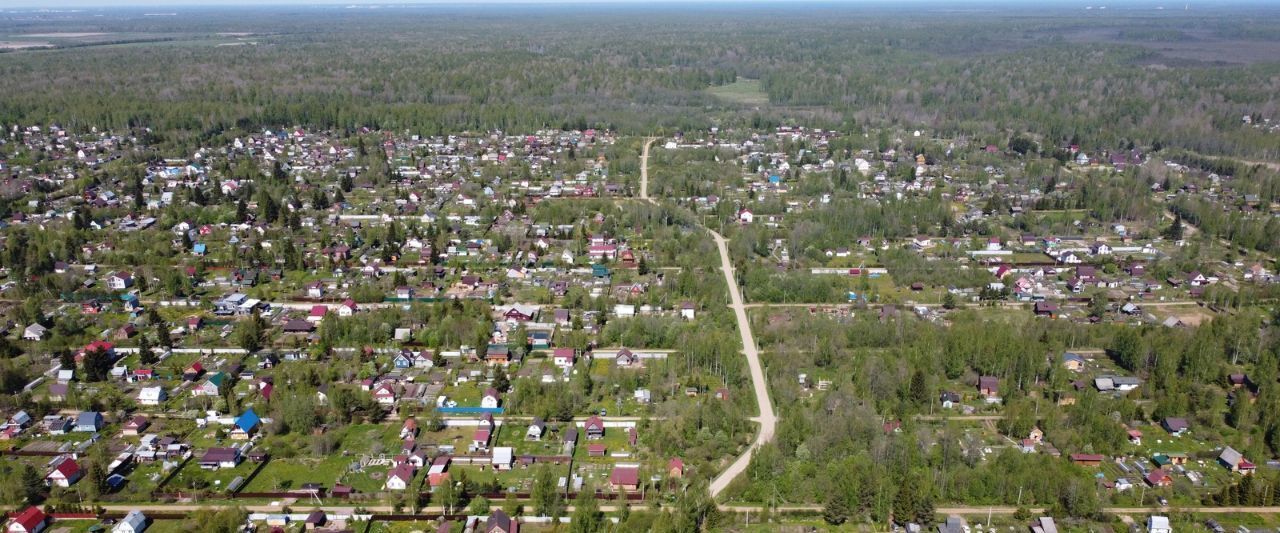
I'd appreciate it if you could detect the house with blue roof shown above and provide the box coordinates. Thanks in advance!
[231,408,261,440]
[74,411,103,433]
[193,243,207,256]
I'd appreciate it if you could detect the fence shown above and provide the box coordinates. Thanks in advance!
[435,407,504,415]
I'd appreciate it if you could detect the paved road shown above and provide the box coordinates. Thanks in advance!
[706,227,777,498]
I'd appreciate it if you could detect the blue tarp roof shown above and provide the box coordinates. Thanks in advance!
[235,408,260,431]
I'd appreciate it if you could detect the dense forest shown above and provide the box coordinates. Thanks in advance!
[1,5,1279,160]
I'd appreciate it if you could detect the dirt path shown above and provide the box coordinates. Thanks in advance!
[637,136,776,498]
[639,137,656,202]
[705,227,776,498]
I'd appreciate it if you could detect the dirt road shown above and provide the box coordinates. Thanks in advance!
[636,136,776,499]
[706,228,777,498]
[639,137,656,202]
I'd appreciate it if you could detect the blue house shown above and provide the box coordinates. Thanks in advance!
[592,265,610,278]
[392,351,413,369]
[121,294,142,312]
[74,411,103,433]
[231,408,260,440]
[193,243,207,256]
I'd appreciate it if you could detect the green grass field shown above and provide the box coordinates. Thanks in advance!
[707,79,769,106]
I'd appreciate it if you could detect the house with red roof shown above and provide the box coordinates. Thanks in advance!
[337,299,358,317]
[7,506,47,533]
[308,305,329,323]
[552,347,576,368]
[46,456,82,487]
[609,466,640,491]
[668,458,685,478]
[1145,468,1172,487]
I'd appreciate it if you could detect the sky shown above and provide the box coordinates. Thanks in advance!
[0,0,1270,8]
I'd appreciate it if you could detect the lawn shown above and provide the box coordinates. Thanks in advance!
[167,457,259,493]
[706,78,769,106]
[572,430,637,464]
[243,456,352,492]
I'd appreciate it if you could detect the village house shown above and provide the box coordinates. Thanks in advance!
[45,456,82,487]
[609,465,640,492]
[7,507,48,533]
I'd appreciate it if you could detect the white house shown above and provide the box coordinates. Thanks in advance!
[337,299,357,317]
[137,387,167,406]
[1147,516,1171,533]
[106,271,133,290]
[738,209,754,224]
[679,302,696,320]
[22,323,47,341]
[481,388,501,409]
[45,457,82,488]
[491,446,514,470]
[552,348,576,368]
[112,510,147,533]
[384,465,414,490]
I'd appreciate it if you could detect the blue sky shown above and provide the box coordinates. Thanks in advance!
[1,0,1268,8]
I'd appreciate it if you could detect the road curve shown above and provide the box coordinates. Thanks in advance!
[636,136,776,499]
[706,227,777,498]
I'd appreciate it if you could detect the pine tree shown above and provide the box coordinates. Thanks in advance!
[894,472,920,525]
[823,494,850,525]
[493,366,511,393]
[156,323,172,349]
[138,334,154,366]
[1165,214,1184,241]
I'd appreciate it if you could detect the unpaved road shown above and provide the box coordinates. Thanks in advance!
[639,137,656,202]
[706,227,776,498]
[637,136,776,498]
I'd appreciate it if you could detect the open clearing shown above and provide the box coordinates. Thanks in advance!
[707,78,770,106]
[0,41,52,50]
[20,32,109,38]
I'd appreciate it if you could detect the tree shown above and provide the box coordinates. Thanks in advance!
[942,291,957,310]
[569,486,604,533]
[82,346,112,382]
[531,465,562,516]
[468,496,491,515]
[1108,328,1145,372]
[57,349,74,370]
[1008,135,1035,155]
[823,493,850,525]
[909,369,929,405]
[185,507,248,533]
[155,323,172,350]
[1229,392,1253,430]
[1165,214,1184,241]
[493,366,511,394]
[1088,291,1108,319]
[438,479,461,514]
[235,310,268,354]
[135,335,156,366]
[280,388,319,434]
